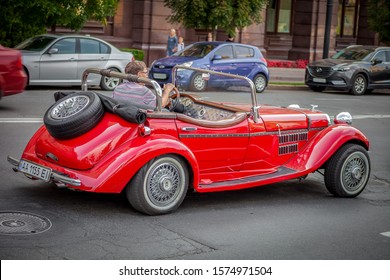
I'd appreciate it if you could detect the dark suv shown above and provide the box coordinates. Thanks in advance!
[305,45,390,95]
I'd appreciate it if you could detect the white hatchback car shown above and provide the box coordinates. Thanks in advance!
[16,34,134,90]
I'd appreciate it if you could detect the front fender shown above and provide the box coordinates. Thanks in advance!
[285,125,369,172]
[85,135,200,193]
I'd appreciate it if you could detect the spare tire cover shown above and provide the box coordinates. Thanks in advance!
[44,91,104,139]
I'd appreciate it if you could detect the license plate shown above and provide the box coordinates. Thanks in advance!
[153,73,167,79]
[18,160,52,182]
[313,78,326,83]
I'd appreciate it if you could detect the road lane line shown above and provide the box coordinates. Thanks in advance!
[0,118,43,123]
[380,232,390,238]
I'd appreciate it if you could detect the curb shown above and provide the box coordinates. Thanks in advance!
[267,84,308,91]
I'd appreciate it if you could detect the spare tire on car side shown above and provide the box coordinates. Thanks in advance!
[44,91,104,139]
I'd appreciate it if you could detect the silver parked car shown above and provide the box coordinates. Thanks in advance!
[15,34,134,90]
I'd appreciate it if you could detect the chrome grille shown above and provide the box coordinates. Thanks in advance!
[308,66,334,78]
[279,132,308,144]
[279,144,298,155]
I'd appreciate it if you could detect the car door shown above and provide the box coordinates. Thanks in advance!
[232,45,256,76]
[77,38,111,84]
[209,45,236,74]
[176,118,249,174]
[39,38,78,84]
[369,50,388,85]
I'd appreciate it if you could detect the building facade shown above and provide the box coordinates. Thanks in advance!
[88,0,379,65]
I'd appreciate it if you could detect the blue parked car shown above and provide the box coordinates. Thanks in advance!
[149,41,269,93]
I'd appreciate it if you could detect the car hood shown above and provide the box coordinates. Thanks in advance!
[154,56,200,67]
[309,58,356,67]
[221,104,330,131]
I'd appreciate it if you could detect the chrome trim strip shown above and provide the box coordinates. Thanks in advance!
[7,156,81,187]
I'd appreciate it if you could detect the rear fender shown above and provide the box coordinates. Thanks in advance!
[84,135,200,193]
[285,125,369,172]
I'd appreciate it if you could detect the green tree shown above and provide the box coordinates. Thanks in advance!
[367,0,390,45]
[0,0,119,47]
[163,0,268,40]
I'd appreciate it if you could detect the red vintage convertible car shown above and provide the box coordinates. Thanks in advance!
[8,66,370,215]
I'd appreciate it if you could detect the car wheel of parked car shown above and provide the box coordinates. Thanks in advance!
[351,74,367,95]
[190,73,207,91]
[324,144,370,198]
[309,85,326,92]
[100,68,121,91]
[126,155,189,215]
[253,74,267,93]
[44,91,104,139]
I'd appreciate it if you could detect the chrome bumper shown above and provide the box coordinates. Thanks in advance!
[7,155,81,187]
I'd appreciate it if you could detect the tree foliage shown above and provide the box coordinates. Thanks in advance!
[163,0,268,39]
[367,0,390,45]
[0,0,119,47]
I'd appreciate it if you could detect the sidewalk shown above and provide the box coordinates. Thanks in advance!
[267,67,307,91]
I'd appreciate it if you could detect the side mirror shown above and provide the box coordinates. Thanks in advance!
[371,58,382,65]
[48,48,59,55]
[212,55,222,61]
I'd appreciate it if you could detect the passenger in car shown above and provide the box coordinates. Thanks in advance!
[112,60,173,108]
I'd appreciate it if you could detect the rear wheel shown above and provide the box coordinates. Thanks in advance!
[100,68,121,90]
[126,155,189,215]
[324,144,370,197]
[253,74,267,93]
[351,74,367,95]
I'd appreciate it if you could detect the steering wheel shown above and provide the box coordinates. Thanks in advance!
[168,86,182,112]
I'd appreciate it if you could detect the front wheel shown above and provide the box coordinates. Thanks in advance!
[189,73,207,92]
[324,144,370,198]
[126,155,189,215]
[100,68,121,90]
[351,74,367,95]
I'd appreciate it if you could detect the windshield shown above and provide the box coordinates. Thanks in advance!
[174,43,217,58]
[331,47,375,61]
[15,36,56,51]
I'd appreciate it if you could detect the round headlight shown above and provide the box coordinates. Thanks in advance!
[334,112,352,125]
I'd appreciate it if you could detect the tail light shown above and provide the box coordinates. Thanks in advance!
[16,55,23,70]
[260,57,267,66]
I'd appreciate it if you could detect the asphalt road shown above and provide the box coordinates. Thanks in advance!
[0,87,389,260]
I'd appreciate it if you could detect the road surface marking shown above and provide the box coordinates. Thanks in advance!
[0,118,43,123]
[380,231,390,238]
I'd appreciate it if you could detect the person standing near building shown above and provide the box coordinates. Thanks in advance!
[166,29,178,56]
[177,36,185,52]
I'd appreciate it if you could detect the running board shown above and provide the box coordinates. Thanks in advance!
[198,166,297,190]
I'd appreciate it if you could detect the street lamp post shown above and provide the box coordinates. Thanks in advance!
[323,0,333,58]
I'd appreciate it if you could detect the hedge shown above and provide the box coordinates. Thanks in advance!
[121,48,145,61]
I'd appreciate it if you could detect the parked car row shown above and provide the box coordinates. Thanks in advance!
[1,33,389,97]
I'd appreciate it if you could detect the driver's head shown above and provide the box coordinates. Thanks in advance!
[125,60,149,77]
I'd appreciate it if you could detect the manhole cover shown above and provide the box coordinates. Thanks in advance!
[0,211,52,235]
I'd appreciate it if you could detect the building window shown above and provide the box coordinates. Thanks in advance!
[266,0,292,34]
[337,0,360,37]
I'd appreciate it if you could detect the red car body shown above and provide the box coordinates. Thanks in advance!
[0,45,27,98]
[8,67,371,215]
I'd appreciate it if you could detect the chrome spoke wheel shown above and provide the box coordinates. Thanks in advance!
[341,151,369,194]
[127,155,188,215]
[50,96,90,119]
[192,74,206,91]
